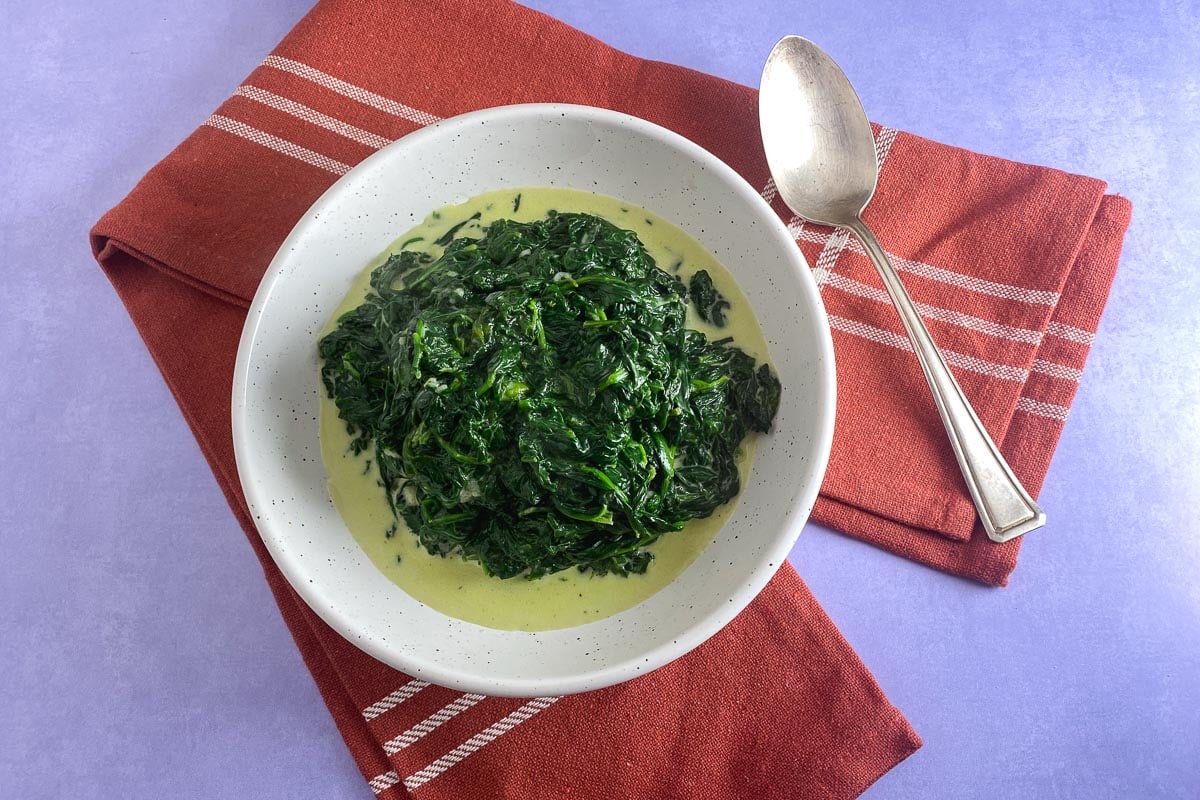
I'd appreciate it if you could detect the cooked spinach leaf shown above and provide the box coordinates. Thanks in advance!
[688,269,732,327]
[319,212,780,579]
[432,212,482,246]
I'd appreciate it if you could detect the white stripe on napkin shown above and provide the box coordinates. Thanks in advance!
[1031,359,1083,382]
[234,85,393,149]
[789,221,1061,305]
[760,176,777,205]
[368,770,402,795]
[202,114,349,174]
[828,314,1030,382]
[262,55,443,126]
[362,679,431,721]
[1016,397,1071,421]
[382,693,486,755]
[1047,321,1096,345]
[824,272,1045,345]
[812,229,851,288]
[402,697,560,792]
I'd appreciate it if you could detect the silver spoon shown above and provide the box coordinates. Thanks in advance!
[759,35,1044,543]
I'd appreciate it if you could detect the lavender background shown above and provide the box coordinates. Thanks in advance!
[3,1,1198,797]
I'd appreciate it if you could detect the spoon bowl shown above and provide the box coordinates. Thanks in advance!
[759,37,877,227]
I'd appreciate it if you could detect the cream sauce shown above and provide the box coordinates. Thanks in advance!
[319,188,772,630]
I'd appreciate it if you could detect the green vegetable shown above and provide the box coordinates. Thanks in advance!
[687,269,731,327]
[432,211,481,246]
[319,212,781,579]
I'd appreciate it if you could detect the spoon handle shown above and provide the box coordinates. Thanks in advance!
[847,217,1045,543]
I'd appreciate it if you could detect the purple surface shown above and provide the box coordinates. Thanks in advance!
[2,1,1197,797]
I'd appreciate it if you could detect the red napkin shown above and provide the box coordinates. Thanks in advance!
[91,0,1132,795]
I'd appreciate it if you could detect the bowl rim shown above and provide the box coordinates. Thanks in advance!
[231,102,836,696]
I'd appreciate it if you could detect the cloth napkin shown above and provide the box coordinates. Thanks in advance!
[89,0,1131,794]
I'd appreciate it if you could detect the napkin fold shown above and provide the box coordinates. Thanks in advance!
[91,0,1130,794]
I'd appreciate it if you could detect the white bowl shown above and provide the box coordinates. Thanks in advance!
[232,103,835,697]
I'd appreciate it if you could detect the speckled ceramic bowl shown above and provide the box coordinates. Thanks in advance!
[232,104,835,697]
